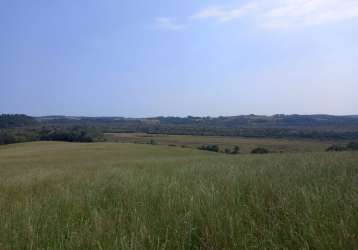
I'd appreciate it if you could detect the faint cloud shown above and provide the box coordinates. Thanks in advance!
[192,3,258,22]
[264,0,358,29]
[191,0,358,29]
[153,17,184,31]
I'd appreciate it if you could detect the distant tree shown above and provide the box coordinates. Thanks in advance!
[39,127,97,143]
[224,148,231,154]
[251,147,269,154]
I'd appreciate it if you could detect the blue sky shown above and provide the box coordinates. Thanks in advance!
[1,0,357,117]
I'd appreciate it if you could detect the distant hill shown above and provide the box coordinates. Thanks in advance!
[35,114,358,129]
[33,114,358,140]
[2,114,358,141]
[0,114,37,129]
[153,115,358,129]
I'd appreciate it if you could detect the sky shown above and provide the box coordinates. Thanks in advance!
[1,0,358,117]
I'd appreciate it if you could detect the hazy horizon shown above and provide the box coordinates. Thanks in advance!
[10,113,358,119]
[1,0,357,117]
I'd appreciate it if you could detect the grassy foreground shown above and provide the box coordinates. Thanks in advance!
[0,142,357,249]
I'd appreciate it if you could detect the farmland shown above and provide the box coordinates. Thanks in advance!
[105,133,336,154]
[0,141,357,249]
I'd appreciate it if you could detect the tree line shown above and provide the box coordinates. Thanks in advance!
[0,127,103,145]
[2,114,358,146]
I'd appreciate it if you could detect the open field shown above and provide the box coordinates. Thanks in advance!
[0,141,357,249]
[105,133,337,154]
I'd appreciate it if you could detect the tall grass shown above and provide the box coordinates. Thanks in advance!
[0,142,357,249]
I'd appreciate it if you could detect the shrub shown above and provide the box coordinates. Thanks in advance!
[232,145,240,154]
[326,142,358,153]
[224,148,231,154]
[224,146,240,155]
[251,147,269,154]
[346,142,358,151]
[198,144,219,153]
[326,145,346,152]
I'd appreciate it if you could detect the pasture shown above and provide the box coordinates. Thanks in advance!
[105,133,336,153]
[0,142,357,249]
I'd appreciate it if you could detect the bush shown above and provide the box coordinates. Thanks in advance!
[326,142,358,153]
[232,146,240,154]
[224,148,231,154]
[251,147,269,154]
[224,146,240,155]
[346,142,358,151]
[198,144,219,153]
[326,145,346,152]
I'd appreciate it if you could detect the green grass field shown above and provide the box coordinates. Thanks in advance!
[0,142,357,249]
[105,133,335,153]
